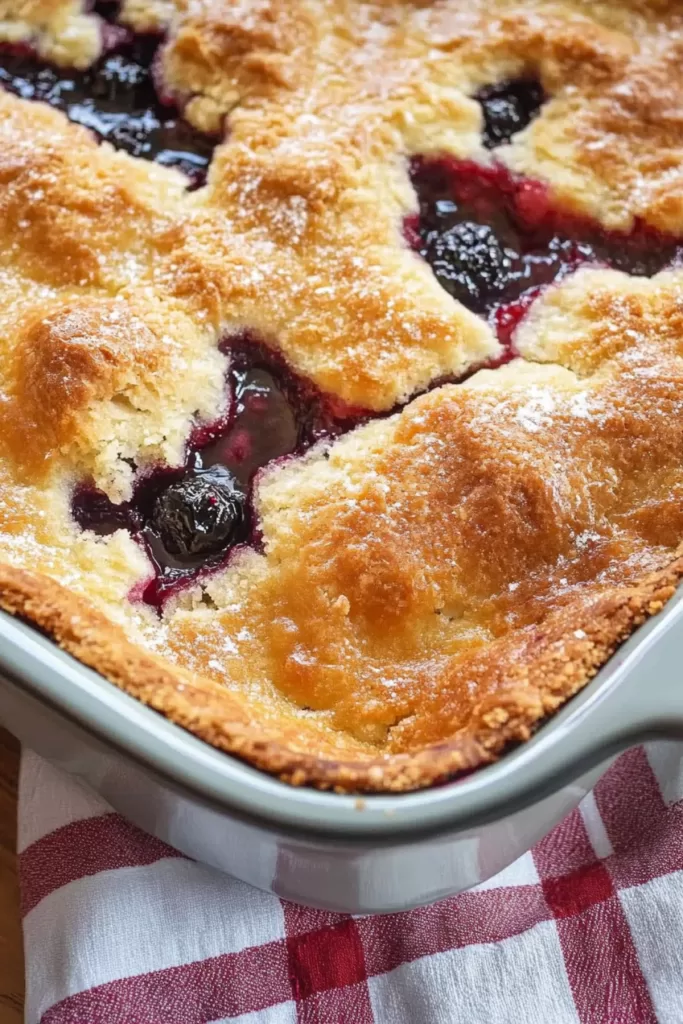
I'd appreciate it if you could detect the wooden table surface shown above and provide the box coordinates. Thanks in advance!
[0,728,24,1023]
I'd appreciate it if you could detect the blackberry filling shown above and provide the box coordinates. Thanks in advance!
[151,473,245,558]
[0,38,216,185]
[411,157,683,325]
[73,344,356,608]
[477,79,545,149]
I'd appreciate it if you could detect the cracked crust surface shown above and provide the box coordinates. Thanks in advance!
[1,2,683,790]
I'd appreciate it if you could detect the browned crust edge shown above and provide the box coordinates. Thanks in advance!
[0,558,681,793]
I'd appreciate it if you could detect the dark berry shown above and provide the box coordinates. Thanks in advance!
[422,221,518,312]
[478,80,545,149]
[151,473,245,558]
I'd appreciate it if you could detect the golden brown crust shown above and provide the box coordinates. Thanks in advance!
[2,2,683,791]
[158,0,683,231]
[4,266,683,791]
[5,300,163,468]
[1,556,681,793]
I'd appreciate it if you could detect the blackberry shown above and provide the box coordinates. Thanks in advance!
[151,472,246,559]
[422,221,518,312]
[478,80,545,149]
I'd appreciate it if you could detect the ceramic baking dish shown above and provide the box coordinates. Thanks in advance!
[1,586,682,914]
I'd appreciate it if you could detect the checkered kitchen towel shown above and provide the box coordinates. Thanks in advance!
[17,743,683,1024]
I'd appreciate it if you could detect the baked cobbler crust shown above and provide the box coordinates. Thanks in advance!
[1,0,683,791]
[0,0,102,64]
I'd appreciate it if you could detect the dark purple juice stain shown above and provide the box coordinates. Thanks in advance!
[0,30,216,186]
[72,340,361,608]
[409,155,683,341]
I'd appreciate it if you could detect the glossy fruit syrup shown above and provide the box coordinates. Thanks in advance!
[0,33,215,186]
[409,156,683,347]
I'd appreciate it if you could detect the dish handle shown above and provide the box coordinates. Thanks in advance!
[525,590,683,790]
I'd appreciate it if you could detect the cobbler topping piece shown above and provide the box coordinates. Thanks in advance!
[478,80,545,149]
[0,39,215,184]
[0,0,102,68]
[498,30,683,234]
[1,292,225,503]
[515,266,683,379]
[151,473,245,558]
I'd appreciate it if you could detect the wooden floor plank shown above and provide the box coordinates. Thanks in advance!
[0,729,23,1024]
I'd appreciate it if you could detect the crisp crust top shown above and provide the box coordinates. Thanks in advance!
[1,1,683,790]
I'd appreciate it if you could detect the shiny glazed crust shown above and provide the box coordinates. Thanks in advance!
[2,1,683,791]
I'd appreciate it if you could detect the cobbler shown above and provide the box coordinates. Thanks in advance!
[1,0,683,791]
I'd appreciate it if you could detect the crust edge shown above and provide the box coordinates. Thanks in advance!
[0,558,680,794]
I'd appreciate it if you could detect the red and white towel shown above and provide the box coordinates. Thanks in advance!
[17,743,683,1024]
